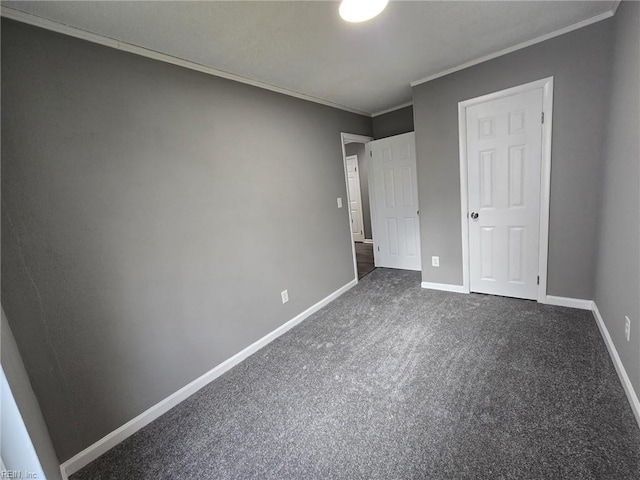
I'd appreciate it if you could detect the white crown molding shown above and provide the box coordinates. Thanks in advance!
[2,4,621,118]
[0,6,372,118]
[612,0,622,15]
[372,101,413,118]
[411,8,617,87]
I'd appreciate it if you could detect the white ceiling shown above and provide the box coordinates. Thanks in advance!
[2,1,618,116]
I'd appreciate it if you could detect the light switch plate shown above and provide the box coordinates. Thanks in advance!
[337,197,343,208]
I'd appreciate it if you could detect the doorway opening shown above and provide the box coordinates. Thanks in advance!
[341,133,375,280]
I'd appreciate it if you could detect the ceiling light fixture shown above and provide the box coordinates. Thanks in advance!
[339,0,389,23]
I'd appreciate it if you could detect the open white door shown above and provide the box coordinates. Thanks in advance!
[345,155,365,242]
[465,88,544,300]
[369,132,421,271]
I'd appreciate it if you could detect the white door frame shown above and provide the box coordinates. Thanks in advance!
[458,77,554,303]
[345,154,366,242]
[341,132,374,282]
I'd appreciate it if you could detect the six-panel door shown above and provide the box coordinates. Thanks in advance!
[369,132,421,271]
[466,88,543,300]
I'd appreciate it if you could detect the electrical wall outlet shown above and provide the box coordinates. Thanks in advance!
[625,316,631,342]
[281,290,289,304]
[337,197,343,208]
[432,256,440,267]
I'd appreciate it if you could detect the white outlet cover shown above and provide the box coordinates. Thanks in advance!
[281,290,289,304]
[432,256,440,267]
[337,197,343,208]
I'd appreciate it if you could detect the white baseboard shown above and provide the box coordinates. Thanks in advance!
[59,278,357,479]
[363,239,373,244]
[544,295,594,310]
[421,282,468,294]
[592,302,640,429]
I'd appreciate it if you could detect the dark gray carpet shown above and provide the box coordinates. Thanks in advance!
[73,268,640,479]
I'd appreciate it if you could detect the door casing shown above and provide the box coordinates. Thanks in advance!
[341,133,373,282]
[458,77,554,302]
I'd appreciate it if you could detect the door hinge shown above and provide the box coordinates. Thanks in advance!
[537,276,540,285]
[541,112,545,124]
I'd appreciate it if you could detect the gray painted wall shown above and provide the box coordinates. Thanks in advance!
[1,310,62,480]
[1,18,372,462]
[413,19,613,298]
[372,106,414,139]
[344,143,372,239]
[594,1,640,400]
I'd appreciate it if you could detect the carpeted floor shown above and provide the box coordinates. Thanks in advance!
[73,268,640,479]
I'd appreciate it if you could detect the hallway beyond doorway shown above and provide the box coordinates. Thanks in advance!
[355,242,375,279]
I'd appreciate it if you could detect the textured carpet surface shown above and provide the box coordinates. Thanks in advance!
[73,269,640,479]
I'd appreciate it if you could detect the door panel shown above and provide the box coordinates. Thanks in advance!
[387,218,399,255]
[405,217,417,256]
[383,168,395,207]
[480,227,495,280]
[480,150,495,208]
[369,132,421,271]
[508,226,524,283]
[508,146,525,207]
[467,88,543,299]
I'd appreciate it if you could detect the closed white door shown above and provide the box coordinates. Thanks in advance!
[346,155,365,242]
[369,132,421,271]
[466,88,543,300]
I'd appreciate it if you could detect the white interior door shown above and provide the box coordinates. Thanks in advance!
[466,88,543,300]
[369,132,421,271]
[345,155,365,242]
